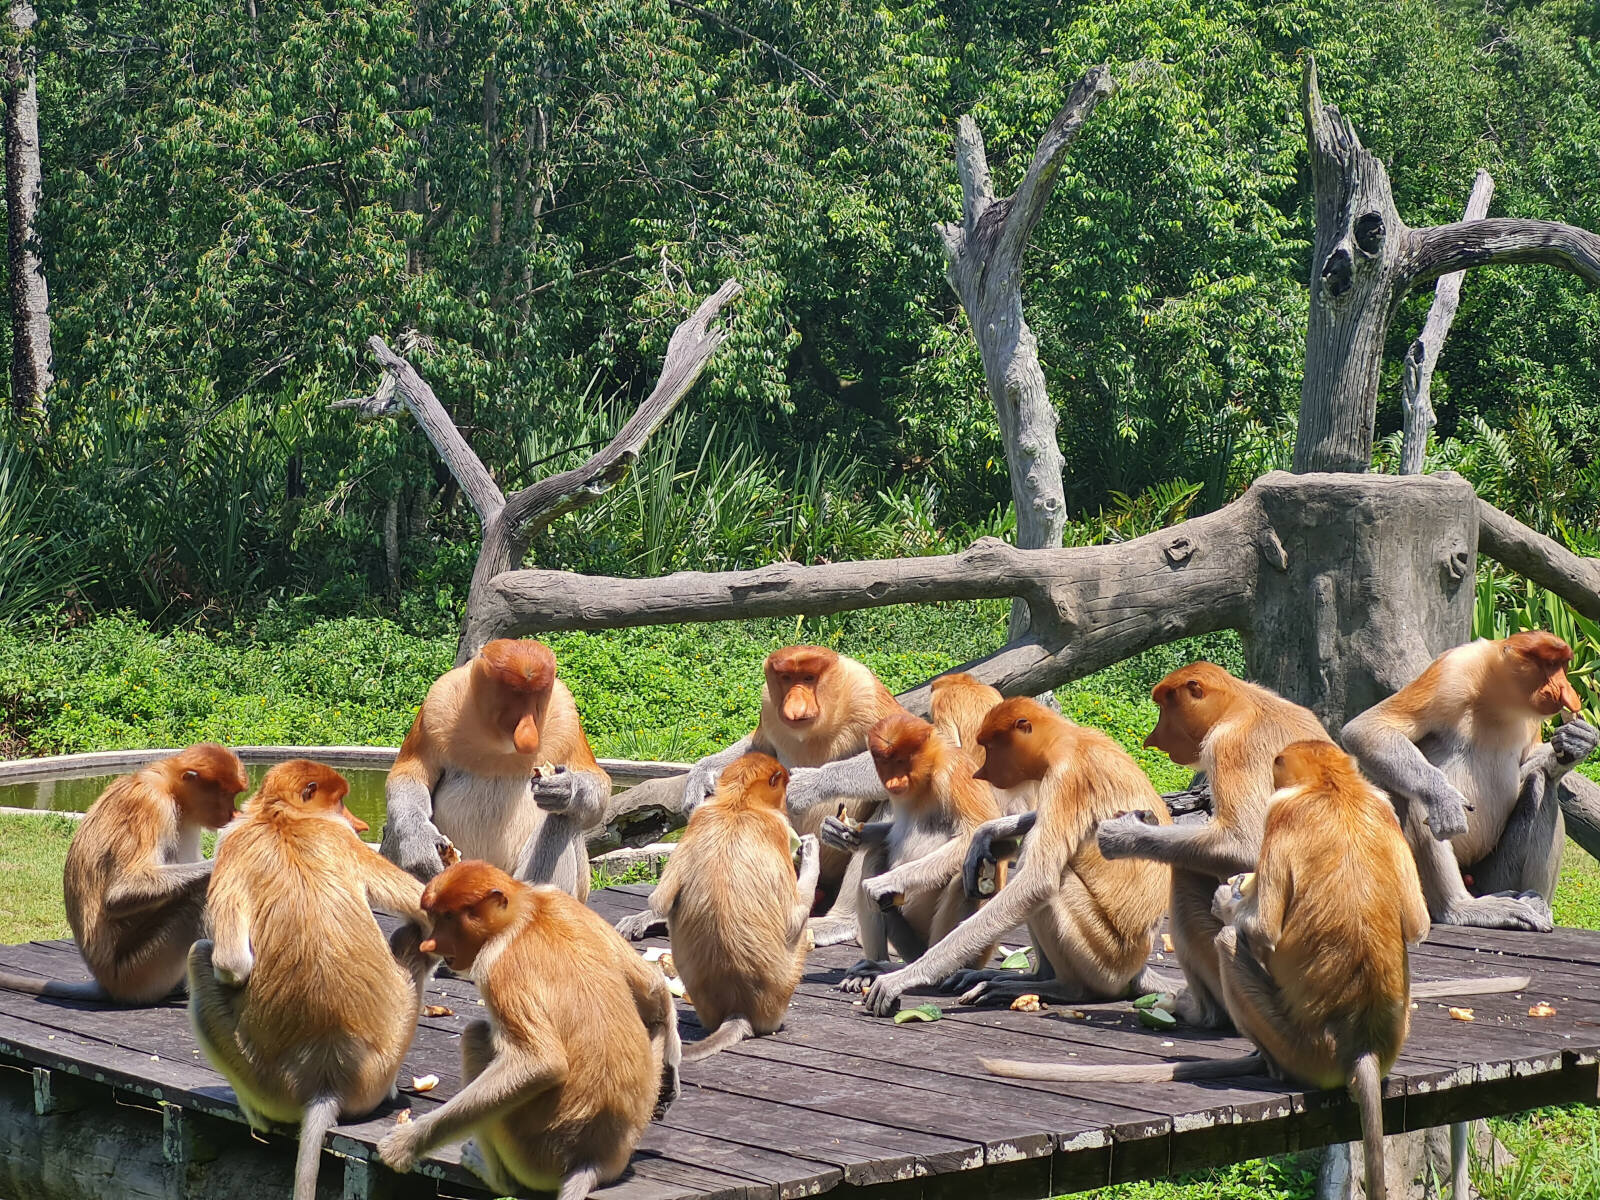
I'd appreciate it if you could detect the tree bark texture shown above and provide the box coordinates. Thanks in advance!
[936,66,1116,637]
[338,281,742,665]
[1293,57,1600,474]
[4,0,50,419]
[1399,169,1493,475]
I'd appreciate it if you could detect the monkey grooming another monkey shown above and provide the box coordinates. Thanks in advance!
[820,713,1002,992]
[982,741,1525,1200]
[1343,632,1598,932]
[618,645,904,945]
[862,698,1171,1015]
[0,744,248,1004]
[1091,662,1331,1028]
[652,753,821,1059]
[378,860,681,1199]
[382,638,610,899]
[188,760,436,1200]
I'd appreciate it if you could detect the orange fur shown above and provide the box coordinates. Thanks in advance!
[378,861,677,1193]
[653,754,813,1056]
[929,673,1004,767]
[189,760,433,1200]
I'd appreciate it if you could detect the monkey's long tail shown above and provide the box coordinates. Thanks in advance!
[980,1051,1264,1083]
[1410,974,1530,999]
[295,1094,342,1200]
[557,1164,602,1200]
[1350,1051,1387,1200]
[681,1016,754,1062]
[0,970,109,1002]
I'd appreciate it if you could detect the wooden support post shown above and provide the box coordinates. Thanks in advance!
[343,1153,395,1200]
[32,1066,91,1115]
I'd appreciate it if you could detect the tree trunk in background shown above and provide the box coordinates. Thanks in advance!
[936,66,1115,639]
[1399,170,1493,475]
[1293,57,1600,474]
[4,0,50,420]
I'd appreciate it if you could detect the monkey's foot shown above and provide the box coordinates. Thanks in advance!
[806,915,860,948]
[459,1140,517,1195]
[1172,986,1234,1030]
[937,966,1035,995]
[958,977,1092,1007]
[837,959,888,993]
[654,1065,681,1121]
[616,909,668,941]
[1443,891,1554,933]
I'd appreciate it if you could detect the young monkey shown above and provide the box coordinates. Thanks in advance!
[188,761,436,1200]
[0,744,248,1004]
[1343,632,1598,932]
[983,741,1526,1200]
[377,861,681,1200]
[862,698,1171,1016]
[619,645,903,945]
[653,753,821,1059]
[820,713,1002,992]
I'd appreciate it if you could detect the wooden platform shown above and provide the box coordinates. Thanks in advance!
[0,884,1598,1200]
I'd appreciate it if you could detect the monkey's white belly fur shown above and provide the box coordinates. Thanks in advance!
[1436,736,1522,867]
[433,770,544,874]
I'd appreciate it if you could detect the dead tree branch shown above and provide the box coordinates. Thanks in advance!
[343,280,742,663]
[1476,499,1600,622]
[1400,169,1493,474]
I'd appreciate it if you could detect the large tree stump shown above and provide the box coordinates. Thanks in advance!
[1245,471,1477,736]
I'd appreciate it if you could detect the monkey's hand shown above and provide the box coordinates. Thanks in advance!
[532,767,608,824]
[382,815,452,883]
[864,968,908,1017]
[1420,781,1472,842]
[838,958,887,994]
[1095,811,1161,860]
[1550,717,1598,774]
[377,1122,427,1174]
[861,871,903,910]
[819,814,862,853]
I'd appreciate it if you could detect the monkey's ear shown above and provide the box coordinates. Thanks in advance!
[1014,717,1032,734]
[768,769,785,789]
[300,780,319,801]
[182,769,199,782]
[484,888,508,912]
[1186,679,1205,699]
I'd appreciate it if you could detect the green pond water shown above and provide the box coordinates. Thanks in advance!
[0,766,392,842]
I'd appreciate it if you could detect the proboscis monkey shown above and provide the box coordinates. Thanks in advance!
[382,638,610,900]
[618,645,904,945]
[377,861,681,1200]
[1343,632,1598,932]
[929,672,1004,775]
[982,741,1530,1200]
[1091,662,1331,1028]
[862,698,1171,1015]
[188,760,436,1200]
[652,753,821,1059]
[0,744,247,1004]
[819,713,1002,991]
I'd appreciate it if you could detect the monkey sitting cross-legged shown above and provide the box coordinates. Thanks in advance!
[618,645,906,946]
[382,638,611,900]
[1343,632,1598,933]
[819,713,1003,992]
[188,761,437,1200]
[652,753,821,1059]
[378,861,681,1200]
[861,698,1171,1016]
[982,741,1528,1200]
[0,743,248,1004]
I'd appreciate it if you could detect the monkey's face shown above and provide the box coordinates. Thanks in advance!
[868,714,935,804]
[1500,632,1581,717]
[474,641,557,755]
[766,646,838,727]
[420,863,516,972]
[1145,665,1229,766]
[974,699,1053,789]
[171,744,249,829]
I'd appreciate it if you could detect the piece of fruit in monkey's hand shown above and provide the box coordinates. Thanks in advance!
[438,838,460,868]
[834,803,863,833]
[975,857,999,896]
[877,890,906,912]
[531,760,562,779]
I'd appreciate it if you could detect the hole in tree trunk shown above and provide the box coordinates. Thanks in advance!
[1320,247,1353,296]
[1354,211,1385,255]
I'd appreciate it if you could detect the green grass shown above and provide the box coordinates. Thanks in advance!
[0,813,78,942]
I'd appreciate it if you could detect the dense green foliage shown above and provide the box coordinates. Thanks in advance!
[0,0,1594,619]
